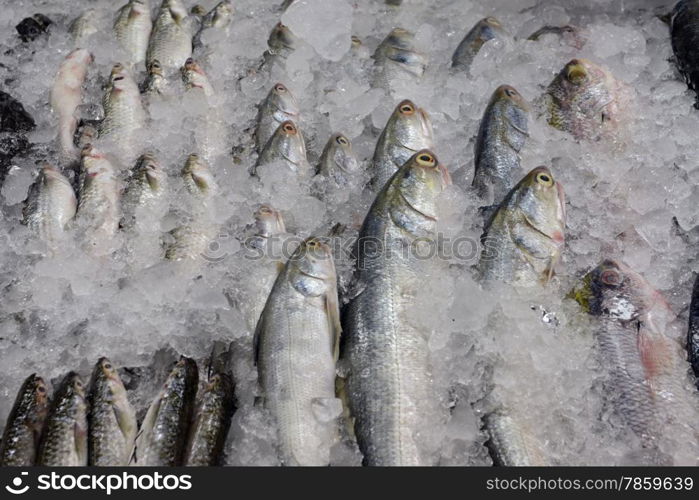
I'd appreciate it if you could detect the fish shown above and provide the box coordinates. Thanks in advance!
[484,413,548,466]
[255,83,300,153]
[164,154,218,261]
[344,150,451,466]
[0,374,49,466]
[22,164,77,244]
[146,0,193,70]
[543,58,628,142]
[132,357,198,466]
[571,259,698,464]
[121,152,168,232]
[254,120,310,176]
[451,17,505,70]
[688,274,699,387]
[184,372,235,466]
[317,133,360,185]
[99,63,147,162]
[374,28,428,79]
[266,22,298,60]
[527,24,587,50]
[181,58,214,97]
[76,144,120,255]
[478,166,565,285]
[473,85,529,203]
[671,0,699,106]
[255,237,342,466]
[50,48,92,161]
[114,0,152,66]
[141,59,169,95]
[87,357,138,466]
[371,99,434,190]
[192,1,233,51]
[69,10,99,44]
[37,372,88,466]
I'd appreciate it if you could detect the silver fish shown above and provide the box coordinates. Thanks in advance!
[371,99,434,189]
[254,120,310,176]
[255,83,300,153]
[451,17,505,70]
[23,164,77,244]
[141,59,169,96]
[266,22,298,60]
[181,57,214,97]
[192,1,233,51]
[121,153,168,232]
[344,150,451,465]
[317,133,360,185]
[374,28,428,79]
[114,0,152,66]
[255,237,342,466]
[147,0,193,70]
[69,10,99,44]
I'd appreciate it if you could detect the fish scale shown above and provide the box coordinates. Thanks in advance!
[147,0,193,70]
[114,0,152,65]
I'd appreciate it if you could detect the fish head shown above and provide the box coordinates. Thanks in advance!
[268,22,298,52]
[148,59,164,76]
[23,374,49,411]
[109,63,134,92]
[67,48,94,65]
[477,16,503,41]
[390,100,434,150]
[138,153,166,192]
[61,372,87,403]
[289,237,337,297]
[494,84,529,112]
[164,0,188,23]
[254,204,286,237]
[270,83,300,118]
[272,121,307,165]
[211,1,233,26]
[329,134,359,173]
[183,153,216,195]
[181,58,209,90]
[383,28,414,50]
[207,372,233,393]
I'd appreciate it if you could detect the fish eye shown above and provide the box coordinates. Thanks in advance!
[535,171,553,186]
[600,269,621,286]
[104,362,112,370]
[399,103,415,114]
[283,123,296,133]
[75,380,83,388]
[37,385,46,393]
[275,84,287,92]
[336,135,349,145]
[504,88,517,97]
[416,153,435,166]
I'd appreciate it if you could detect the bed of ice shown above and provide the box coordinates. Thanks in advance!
[1,0,698,466]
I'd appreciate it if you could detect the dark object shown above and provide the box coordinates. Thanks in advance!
[0,91,35,134]
[15,14,52,42]
[687,274,699,386]
[671,1,699,106]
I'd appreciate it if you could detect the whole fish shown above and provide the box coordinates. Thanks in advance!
[344,150,451,466]
[132,357,198,466]
[164,154,218,261]
[571,260,697,464]
[50,48,92,161]
[478,167,565,285]
[114,0,152,66]
[181,58,214,97]
[451,17,505,70]
[69,10,99,44]
[254,120,310,176]
[141,59,169,95]
[37,372,88,466]
[22,164,77,244]
[88,358,138,466]
[121,153,168,232]
[266,22,298,60]
[184,372,235,466]
[688,274,699,387]
[317,133,360,185]
[371,99,434,189]
[473,85,529,203]
[99,63,146,162]
[0,374,49,466]
[147,0,193,70]
[485,413,548,466]
[76,144,120,255]
[255,83,300,153]
[544,58,628,142]
[255,237,342,466]
[192,1,233,51]
[374,28,428,79]
[671,0,699,106]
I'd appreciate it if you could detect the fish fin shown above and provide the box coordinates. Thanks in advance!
[325,291,342,362]
[112,400,137,445]
[637,326,672,382]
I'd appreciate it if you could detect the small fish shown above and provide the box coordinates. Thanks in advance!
[255,83,300,153]
[132,357,198,466]
[37,372,88,466]
[184,372,235,466]
[452,17,505,70]
[50,48,93,161]
[192,1,233,51]
[254,120,310,176]
[317,133,360,186]
[23,164,77,244]
[478,167,565,285]
[473,85,529,203]
[114,0,152,66]
[69,10,100,44]
[0,374,49,466]
[88,358,138,466]
[181,58,214,96]
[266,22,298,60]
[147,0,193,70]
[371,99,434,189]
[141,59,169,96]
[374,28,428,79]
[121,153,168,232]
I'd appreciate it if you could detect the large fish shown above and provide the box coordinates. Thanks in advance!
[255,83,300,153]
[473,85,529,203]
[344,150,451,465]
[478,166,565,286]
[371,99,434,190]
[0,374,49,466]
[22,164,77,244]
[146,0,193,70]
[114,0,152,66]
[255,237,342,466]
[671,0,699,106]
[571,260,698,464]
[132,357,198,466]
[50,48,92,161]
[88,358,138,466]
[37,372,88,466]
[451,17,505,71]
